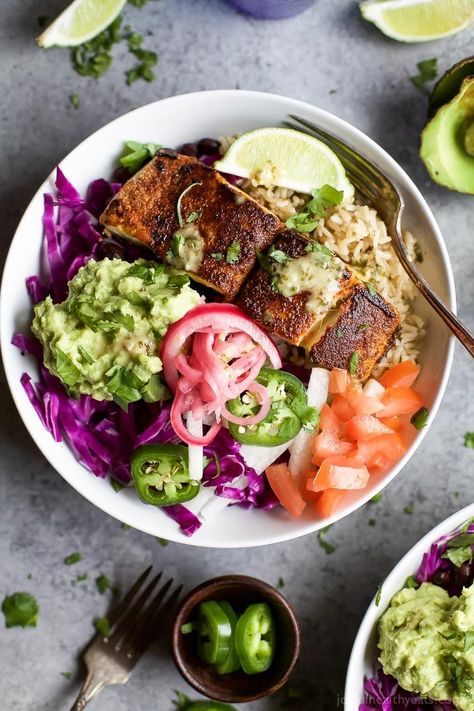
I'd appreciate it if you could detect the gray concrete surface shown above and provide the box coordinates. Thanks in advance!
[1,1,473,709]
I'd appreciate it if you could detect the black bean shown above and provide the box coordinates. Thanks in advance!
[112,166,131,184]
[455,562,473,587]
[96,239,126,260]
[432,569,453,588]
[180,143,198,157]
[197,137,221,156]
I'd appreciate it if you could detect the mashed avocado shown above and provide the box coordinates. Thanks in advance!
[32,258,200,405]
[379,582,474,710]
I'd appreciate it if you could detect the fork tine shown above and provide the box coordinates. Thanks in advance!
[109,572,163,645]
[134,583,183,655]
[107,566,152,628]
[126,579,180,653]
[287,115,386,190]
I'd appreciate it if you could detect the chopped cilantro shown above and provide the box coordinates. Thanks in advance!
[405,575,418,589]
[61,672,72,680]
[55,350,80,386]
[78,345,94,365]
[411,406,429,430]
[375,583,382,607]
[71,16,122,79]
[211,252,223,261]
[64,552,82,566]
[166,232,185,260]
[364,282,377,296]
[335,326,343,338]
[443,532,474,567]
[301,406,320,432]
[464,432,474,449]
[111,479,125,493]
[368,518,376,526]
[285,184,344,233]
[226,241,241,264]
[318,525,336,555]
[126,47,158,85]
[127,32,143,51]
[75,573,89,583]
[349,351,359,375]
[268,248,288,264]
[411,58,438,92]
[156,538,169,546]
[94,616,110,638]
[186,211,200,224]
[69,94,80,110]
[305,241,332,258]
[121,522,130,530]
[95,575,111,595]
[2,592,39,628]
[370,493,382,504]
[404,504,414,515]
[277,577,285,589]
[120,140,161,174]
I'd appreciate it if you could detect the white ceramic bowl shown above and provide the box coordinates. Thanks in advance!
[345,503,474,709]
[0,90,455,547]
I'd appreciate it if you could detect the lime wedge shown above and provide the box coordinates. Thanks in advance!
[37,0,127,48]
[360,0,474,42]
[214,128,354,200]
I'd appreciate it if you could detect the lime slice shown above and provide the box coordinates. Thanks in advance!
[360,0,474,42]
[214,128,354,200]
[37,0,127,48]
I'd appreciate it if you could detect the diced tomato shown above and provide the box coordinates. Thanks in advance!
[328,368,349,395]
[356,432,406,468]
[308,455,369,492]
[312,430,355,466]
[315,489,346,518]
[320,403,344,436]
[345,390,384,416]
[331,393,355,422]
[379,361,420,389]
[266,463,306,517]
[378,387,423,418]
[379,416,402,432]
[346,414,394,442]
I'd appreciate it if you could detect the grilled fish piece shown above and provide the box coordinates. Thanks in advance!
[237,231,400,380]
[100,150,282,300]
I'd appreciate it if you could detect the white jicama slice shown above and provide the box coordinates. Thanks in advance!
[198,475,248,520]
[239,442,292,474]
[288,368,330,476]
[186,413,204,482]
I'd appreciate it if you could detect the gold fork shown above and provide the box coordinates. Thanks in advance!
[70,567,182,710]
[286,114,474,358]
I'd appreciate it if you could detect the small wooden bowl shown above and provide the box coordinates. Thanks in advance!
[171,574,301,703]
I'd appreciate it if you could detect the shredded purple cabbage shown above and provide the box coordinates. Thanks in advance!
[360,522,474,709]
[13,167,277,536]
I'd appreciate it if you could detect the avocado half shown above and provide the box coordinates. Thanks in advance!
[420,56,474,194]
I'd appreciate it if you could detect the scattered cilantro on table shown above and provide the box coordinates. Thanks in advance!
[95,575,111,595]
[94,616,110,637]
[61,672,72,680]
[464,432,474,449]
[69,94,80,110]
[370,493,382,504]
[64,552,82,565]
[404,504,414,515]
[277,577,285,589]
[2,592,39,628]
[318,525,336,555]
[410,58,437,92]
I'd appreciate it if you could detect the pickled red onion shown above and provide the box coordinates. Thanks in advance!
[163,304,282,446]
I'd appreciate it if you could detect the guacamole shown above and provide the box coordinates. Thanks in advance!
[379,582,474,710]
[32,258,200,405]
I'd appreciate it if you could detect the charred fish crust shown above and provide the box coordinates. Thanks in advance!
[307,283,400,380]
[155,160,165,173]
[363,288,399,319]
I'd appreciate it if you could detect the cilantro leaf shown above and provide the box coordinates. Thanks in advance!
[405,575,418,589]
[69,94,80,110]
[71,16,122,79]
[126,47,158,85]
[268,248,289,264]
[301,406,320,432]
[317,525,336,555]
[226,241,241,264]
[375,583,382,607]
[211,252,223,261]
[349,351,359,375]
[156,537,169,546]
[364,281,377,296]
[411,406,429,430]
[61,672,72,679]
[277,577,285,589]
[286,184,343,233]
[78,345,94,365]
[120,140,161,174]
[443,546,473,568]
[64,552,82,565]
[95,575,111,595]
[2,592,39,628]
[411,58,438,91]
[55,350,80,386]
[370,493,382,504]
[464,432,474,449]
[94,616,110,637]
[404,505,414,515]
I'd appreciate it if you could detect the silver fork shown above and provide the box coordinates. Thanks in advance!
[286,114,474,358]
[70,567,182,710]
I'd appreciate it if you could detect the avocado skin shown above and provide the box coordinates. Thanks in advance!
[428,55,474,119]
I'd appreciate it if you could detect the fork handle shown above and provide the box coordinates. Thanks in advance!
[396,240,474,357]
[70,672,106,711]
